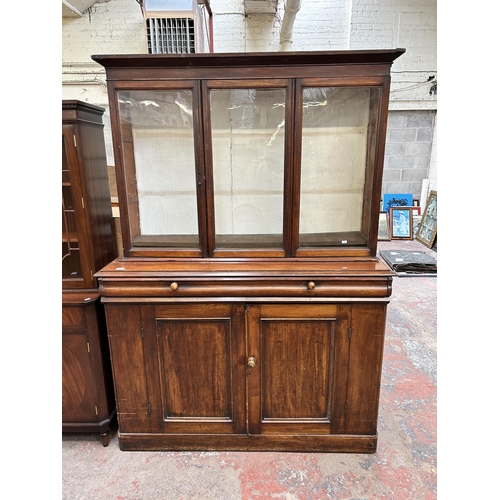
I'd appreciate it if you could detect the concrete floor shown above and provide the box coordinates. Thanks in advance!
[62,239,437,500]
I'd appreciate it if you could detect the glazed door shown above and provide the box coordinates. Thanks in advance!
[62,124,93,288]
[104,303,247,435]
[202,79,294,258]
[113,82,207,257]
[293,81,384,257]
[246,304,351,435]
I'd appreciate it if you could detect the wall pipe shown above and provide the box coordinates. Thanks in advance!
[280,0,301,51]
[201,0,214,53]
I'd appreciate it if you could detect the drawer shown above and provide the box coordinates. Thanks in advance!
[62,305,87,332]
[99,276,392,299]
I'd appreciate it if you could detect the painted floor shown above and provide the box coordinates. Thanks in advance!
[62,239,437,500]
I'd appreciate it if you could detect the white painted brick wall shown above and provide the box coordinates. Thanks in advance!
[279,0,351,50]
[211,0,247,51]
[62,0,146,59]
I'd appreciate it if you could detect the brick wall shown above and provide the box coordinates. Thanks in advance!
[62,0,145,58]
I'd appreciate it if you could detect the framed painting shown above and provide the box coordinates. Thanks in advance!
[389,207,413,240]
[416,190,437,248]
[383,193,413,213]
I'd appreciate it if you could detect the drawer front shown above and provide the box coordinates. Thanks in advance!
[62,305,87,332]
[99,277,392,299]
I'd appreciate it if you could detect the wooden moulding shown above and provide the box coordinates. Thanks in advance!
[92,49,405,67]
[62,410,116,436]
[116,432,378,454]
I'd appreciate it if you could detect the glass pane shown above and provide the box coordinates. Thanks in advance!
[118,90,199,248]
[62,136,83,279]
[210,88,286,249]
[299,87,380,248]
[62,185,74,211]
[62,244,83,278]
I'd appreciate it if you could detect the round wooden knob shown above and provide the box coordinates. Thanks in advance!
[170,282,179,291]
[307,281,316,290]
[247,357,256,369]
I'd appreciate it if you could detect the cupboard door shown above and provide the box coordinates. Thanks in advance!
[246,304,351,435]
[62,329,97,423]
[151,304,246,434]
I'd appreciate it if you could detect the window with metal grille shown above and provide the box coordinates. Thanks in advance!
[146,17,196,54]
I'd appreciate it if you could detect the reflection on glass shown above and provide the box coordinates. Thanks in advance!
[299,87,379,247]
[62,136,83,279]
[118,90,199,248]
[210,88,286,249]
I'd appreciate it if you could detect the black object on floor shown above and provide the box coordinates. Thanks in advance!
[379,249,437,276]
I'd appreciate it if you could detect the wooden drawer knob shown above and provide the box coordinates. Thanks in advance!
[170,282,179,291]
[307,281,316,290]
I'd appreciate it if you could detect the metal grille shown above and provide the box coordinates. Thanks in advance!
[147,17,196,54]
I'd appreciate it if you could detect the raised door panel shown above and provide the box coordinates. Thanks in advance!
[62,332,97,422]
[150,304,247,434]
[247,304,351,435]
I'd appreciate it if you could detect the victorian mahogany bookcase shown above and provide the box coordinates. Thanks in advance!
[62,100,117,446]
[93,49,404,452]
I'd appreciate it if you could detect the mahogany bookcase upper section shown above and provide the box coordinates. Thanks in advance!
[92,49,405,259]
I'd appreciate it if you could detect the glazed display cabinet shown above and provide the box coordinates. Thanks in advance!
[93,49,404,452]
[62,100,117,446]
